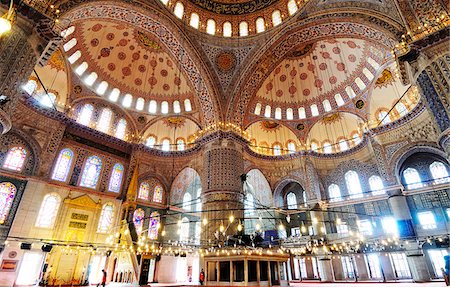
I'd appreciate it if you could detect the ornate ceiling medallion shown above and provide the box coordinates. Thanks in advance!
[164,117,186,128]
[215,51,236,72]
[321,112,342,124]
[288,43,314,58]
[355,99,365,109]
[260,121,280,131]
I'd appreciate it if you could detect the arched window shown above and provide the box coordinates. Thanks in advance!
[275,107,282,119]
[153,184,163,203]
[136,98,145,111]
[149,100,157,113]
[254,103,262,115]
[239,22,248,36]
[328,184,341,202]
[310,142,318,151]
[3,147,27,171]
[173,100,181,113]
[61,26,75,38]
[368,57,380,70]
[85,72,98,86]
[377,110,391,125]
[287,142,296,154]
[133,208,145,234]
[96,81,108,95]
[75,62,88,76]
[79,156,102,189]
[206,19,216,35]
[403,167,423,189]
[323,100,332,112]
[184,99,192,112]
[298,107,306,119]
[323,141,332,154]
[68,50,82,64]
[97,108,112,133]
[148,211,160,240]
[52,148,74,182]
[183,193,192,211]
[362,68,374,80]
[0,182,16,224]
[160,0,169,4]
[161,139,170,152]
[63,38,77,52]
[138,182,150,200]
[355,77,366,90]
[108,163,124,193]
[97,203,114,233]
[146,136,156,148]
[272,10,282,26]
[310,104,319,116]
[161,101,169,114]
[180,217,190,242]
[177,139,185,151]
[346,86,356,98]
[256,17,265,33]
[352,133,361,145]
[338,139,348,151]
[223,22,232,37]
[174,2,184,19]
[77,104,94,126]
[115,118,127,140]
[35,193,61,228]
[369,175,384,195]
[430,161,450,184]
[287,192,297,209]
[345,170,363,198]
[122,94,133,108]
[35,92,56,108]
[264,105,271,118]
[109,88,120,102]
[334,94,344,106]
[273,144,281,156]
[189,13,200,29]
[287,0,298,15]
[23,80,37,95]
[286,108,294,120]
[396,103,408,117]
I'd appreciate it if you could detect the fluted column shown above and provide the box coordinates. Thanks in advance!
[201,136,245,241]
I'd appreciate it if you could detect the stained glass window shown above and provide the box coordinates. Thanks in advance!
[345,170,363,198]
[97,108,112,133]
[148,211,160,240]
[133,208,145,234]
[369,175,385,195]
[430,161,450,184]
[3,147,27,171]
[79,156,102,189]
[328,184,341,202]
[35,193,61,228]
[403,167,423,189]
[138,182,150,200]
[108,163,124,192]
[115,118,127,140]
[0,182,16,224]
[52,148,74,182]
[153,184,163,203]
[77,104,94,126]
[287,192,297,209]
[97,203,114,233]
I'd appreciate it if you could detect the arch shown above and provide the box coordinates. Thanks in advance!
[189,13,200,29]
[61,2,220,125]
[244,169,274,230]
[173,2,184,19]
[255,17,265,33]
[35,193,61,228]
[345,170,363,198]
[239,22,249,36]
[272,10,282,26]
[80,155,102,189]
[3,146,27,172]
[153,184,163,203]
[206,19,216,35]
[171,167,202,210]
[223,22,232,37]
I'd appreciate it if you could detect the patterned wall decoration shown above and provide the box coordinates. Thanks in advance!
[61,2,219,125]
[170,167,201,205]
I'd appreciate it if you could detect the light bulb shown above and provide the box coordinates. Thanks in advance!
[278,222,285,231]
[203,218,208,226]
[219,225,225,232]
[0,18,11,35]
[237,223,243,232]
[256,223,261,231]
[229,214,235,223]
[336,218,342,225]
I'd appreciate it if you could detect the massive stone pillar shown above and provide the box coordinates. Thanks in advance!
[201,135,245,242]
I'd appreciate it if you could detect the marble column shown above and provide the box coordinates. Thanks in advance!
[201,136,245,241]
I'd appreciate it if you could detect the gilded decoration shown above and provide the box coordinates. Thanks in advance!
[355,99,365,109]
[135,31,162,52]
[321,112,342,124]
[47,50,66,72]
[260,121,281,132]
[375,69,394,88]
[163,117,186,128]
[188,0,279,15]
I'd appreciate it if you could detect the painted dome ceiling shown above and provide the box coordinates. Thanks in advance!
[65,18,196,113]
[250,38,389,116]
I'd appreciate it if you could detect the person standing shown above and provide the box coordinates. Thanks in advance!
[97,269,107,287]
[199,269,205,285]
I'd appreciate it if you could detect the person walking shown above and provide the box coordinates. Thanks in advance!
[97,269,107,287]
[199,269,205,285]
